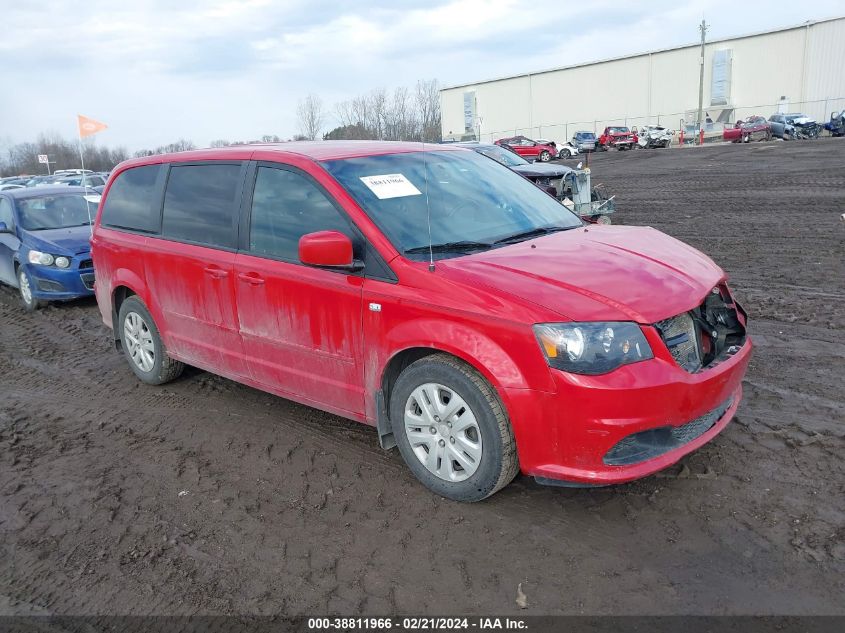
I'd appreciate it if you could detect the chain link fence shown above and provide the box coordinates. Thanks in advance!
[476,97,845,144]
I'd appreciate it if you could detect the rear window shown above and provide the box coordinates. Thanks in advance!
[161,164,242,249]
[100,165,161,232]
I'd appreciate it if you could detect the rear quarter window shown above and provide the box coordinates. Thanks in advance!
[100,165,162,233]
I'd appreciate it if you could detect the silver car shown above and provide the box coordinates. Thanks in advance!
[571,131,597,152]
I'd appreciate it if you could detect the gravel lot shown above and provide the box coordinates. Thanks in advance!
[1,139,843,616]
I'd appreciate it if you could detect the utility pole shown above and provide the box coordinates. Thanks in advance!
[697,19,708,145]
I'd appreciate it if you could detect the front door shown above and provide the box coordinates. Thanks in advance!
[234,164,365,416]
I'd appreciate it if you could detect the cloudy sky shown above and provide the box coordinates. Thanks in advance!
[1,0,841,151]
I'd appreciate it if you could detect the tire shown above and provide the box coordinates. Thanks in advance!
[742,133,750,143]
[17,267,44,312]
[559,149,571,159]
[538,150,551,162]
[118,296,184,385]
[389,354,519,502]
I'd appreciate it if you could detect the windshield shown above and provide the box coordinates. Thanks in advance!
[608,127,630,134]
[473,144,529,168]
[323,150,581,260]
[575,132,595,140]
[17,194,99,230]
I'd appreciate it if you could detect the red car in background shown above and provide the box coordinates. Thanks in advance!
[723,116,772,143]
[494,135,556,162]
[598,126,636,150]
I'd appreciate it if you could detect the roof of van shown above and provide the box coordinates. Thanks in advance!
[125,141,463,166]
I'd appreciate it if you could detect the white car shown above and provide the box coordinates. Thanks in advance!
[535,138,580,159]
[636,125,673,149]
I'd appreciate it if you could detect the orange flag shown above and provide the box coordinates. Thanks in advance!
[77,114,108,138]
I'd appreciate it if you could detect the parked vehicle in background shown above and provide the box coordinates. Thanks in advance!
[637,125,673,149]
[791,115,821,139]
[456,142,572,198]
[25,175,57,187]
[571,131,597,152]
[494,135,556,162]
[53,174,107,188]
[0,186,99,311]
[768,113,797,139]
[598,126,636,150]
[0,184,25,191]
[824,110,845,136]
[534,138,580,159]
[91,141,750,501]
[723,116,772,143]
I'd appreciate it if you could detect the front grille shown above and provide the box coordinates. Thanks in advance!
[603,398,733,466]
[79,259,93,270]
[656,287,747,374]
[656,312,701,372]
[80,272,95,290]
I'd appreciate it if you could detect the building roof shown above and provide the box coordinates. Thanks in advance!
[442,16,845,91]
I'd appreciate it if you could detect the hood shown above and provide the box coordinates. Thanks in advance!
[23,225,92,255]
[511,163,572,179]
[438,225,724,323]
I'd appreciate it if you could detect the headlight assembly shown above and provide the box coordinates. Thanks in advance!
[55,256,70,268]
[28,250,55,266]
[534,322,653,375]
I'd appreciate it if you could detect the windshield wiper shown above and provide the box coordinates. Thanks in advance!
[492,225,577,245]
[404,240,492,254]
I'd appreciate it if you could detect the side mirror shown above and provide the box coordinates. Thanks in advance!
[0,221,11,233]
[299,230,363,271]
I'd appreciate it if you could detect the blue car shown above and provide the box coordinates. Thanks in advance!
[0,186,100,311]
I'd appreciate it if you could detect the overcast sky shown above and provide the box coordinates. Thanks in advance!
[1,0,841,151]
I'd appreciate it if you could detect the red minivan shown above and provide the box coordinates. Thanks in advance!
[91,142,751,501]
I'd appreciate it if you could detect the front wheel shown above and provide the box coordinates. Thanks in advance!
[118,296,184,385]
[18,268,44,312]
[538,150,551,162]
[559,149,572,159]
[390,354,519,502]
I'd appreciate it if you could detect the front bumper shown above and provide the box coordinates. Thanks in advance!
[24,262,95,300]
[503,335,752,486]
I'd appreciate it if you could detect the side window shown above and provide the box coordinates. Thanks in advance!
[249,166,352,262]
[162,164,241,249]
[0,198,14,228]
[100,164,161,232]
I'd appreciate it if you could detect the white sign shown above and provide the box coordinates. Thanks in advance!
[38,154,49,164]
[359,174,422,200]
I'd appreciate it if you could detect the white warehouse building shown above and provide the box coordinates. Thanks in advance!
[440,16,845,143]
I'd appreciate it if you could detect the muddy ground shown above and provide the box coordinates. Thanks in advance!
[1,139,843,616]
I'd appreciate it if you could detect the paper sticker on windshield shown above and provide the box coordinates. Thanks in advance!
[359,174,422,199]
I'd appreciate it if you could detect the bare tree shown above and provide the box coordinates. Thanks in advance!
[415,79,441,142]
[297,93,325,140]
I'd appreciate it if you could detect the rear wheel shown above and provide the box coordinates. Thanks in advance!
[559,148,572,159]
[18,268,44,312]
[118,296,184,385]
[390,354,519,502]
[539,150,551,162]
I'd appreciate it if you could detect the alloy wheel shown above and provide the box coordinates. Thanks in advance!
[123,311,155,372]
[403,382,483,482]
[18,270,32,305]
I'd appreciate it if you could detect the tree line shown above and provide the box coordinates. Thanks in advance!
[1,78,443,176]
[298,79,441,142]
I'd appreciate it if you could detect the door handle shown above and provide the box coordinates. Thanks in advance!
[237,272,265,285]
[203,266,229,279]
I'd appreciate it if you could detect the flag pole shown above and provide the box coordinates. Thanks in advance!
[76,119,94,235]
